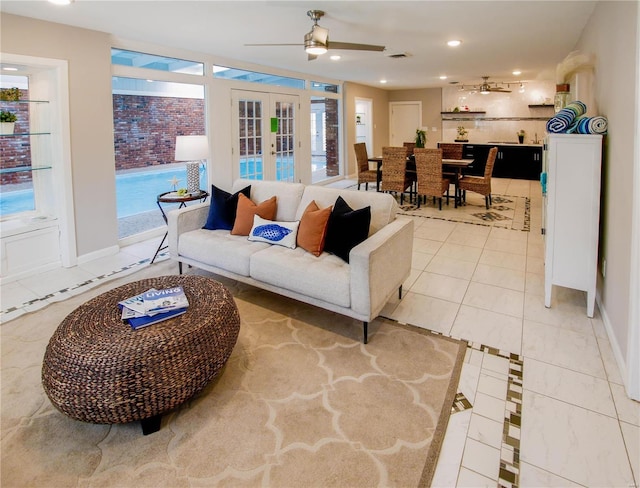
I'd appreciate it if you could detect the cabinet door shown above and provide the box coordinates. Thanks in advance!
[462,144,490,176]
[495,146,543,180]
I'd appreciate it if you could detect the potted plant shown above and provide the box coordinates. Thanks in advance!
[1,87,21,135]
[517,129,526,144]
[455,126,468,142]
[0,110,17,135]
[415,128,427,148]
[0,87,21,102]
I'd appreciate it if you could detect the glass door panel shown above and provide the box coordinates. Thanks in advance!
[274,99,295,182]
[237,98,264,180]
[232,90,298,182]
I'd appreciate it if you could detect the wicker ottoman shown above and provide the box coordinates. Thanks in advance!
[42,275,240,434]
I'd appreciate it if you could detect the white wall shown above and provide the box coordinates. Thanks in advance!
[1,14,118,258]
[574,1,640,398]
[441,81,555,144]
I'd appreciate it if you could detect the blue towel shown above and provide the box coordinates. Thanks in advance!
[546,101,587,133]
[567,115,608,134]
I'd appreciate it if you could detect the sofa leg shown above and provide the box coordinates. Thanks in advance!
[178,261,183,275]
[363,321,368,344]
[399,284,403,299]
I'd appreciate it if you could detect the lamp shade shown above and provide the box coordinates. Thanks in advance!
[175,135,209,161]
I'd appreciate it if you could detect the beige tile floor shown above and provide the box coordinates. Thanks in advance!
[1,177,638,487]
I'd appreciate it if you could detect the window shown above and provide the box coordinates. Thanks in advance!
[310,95,340,183]
[310,81,339,93]
[0,75,40,218]
[214,66,305,89]
[111,49,204,75]
[112,77,207,239]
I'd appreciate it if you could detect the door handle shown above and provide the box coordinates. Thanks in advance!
[271,151,276,155]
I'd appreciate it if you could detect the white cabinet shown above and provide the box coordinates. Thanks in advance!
[543,133,603,317]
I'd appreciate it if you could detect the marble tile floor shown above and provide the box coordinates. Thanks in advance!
[1,177,638,487]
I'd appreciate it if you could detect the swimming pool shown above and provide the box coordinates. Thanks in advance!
[0,160,300,219]
[0,166,208,218]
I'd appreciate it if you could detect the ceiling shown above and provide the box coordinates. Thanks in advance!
[0,1,597,89]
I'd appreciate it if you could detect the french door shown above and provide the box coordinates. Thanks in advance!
[232,90,298,182]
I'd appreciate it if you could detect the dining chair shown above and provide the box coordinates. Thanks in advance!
[402,141,416,157]
[354,142,378,191]
[439,142,463,188]
[439,143,463,159]
[381,146,413,204]
[414,148,451,210]
[458,146,498,209]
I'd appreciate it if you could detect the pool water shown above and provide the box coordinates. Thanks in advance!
[1,160,300,219]
[0,167,208,218]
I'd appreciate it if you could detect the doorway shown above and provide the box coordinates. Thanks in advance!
[355,97,373,156]
[389,101,421,147]
[232,90,299,181]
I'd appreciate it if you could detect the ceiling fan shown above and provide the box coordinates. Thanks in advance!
[245,10,386,61]
[462,76,512,94]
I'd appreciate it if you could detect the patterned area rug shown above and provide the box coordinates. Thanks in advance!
[1,261,466,487]
[398,193,530,232]
[346,184,529,231]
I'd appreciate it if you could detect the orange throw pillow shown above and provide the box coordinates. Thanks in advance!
[231,193,277,236]
[297,200,332,256]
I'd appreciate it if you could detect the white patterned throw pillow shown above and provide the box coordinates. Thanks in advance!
[248,215,299,249]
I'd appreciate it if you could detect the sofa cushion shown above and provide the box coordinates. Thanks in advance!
[250,245,351,308]
[297,200,332,256]
[248,215,299,249]
[296,186,397,236]
[232,179,305,222]
[231,193,277,236]
[324,196,371,263]
[202,184,251,230]
[178,229,269,276]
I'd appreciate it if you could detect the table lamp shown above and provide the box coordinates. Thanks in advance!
[175,135,209,193]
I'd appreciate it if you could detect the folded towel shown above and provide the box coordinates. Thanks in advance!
[546,101,587,133]
[567,115,608,134]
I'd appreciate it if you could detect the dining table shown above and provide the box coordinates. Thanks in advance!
[368,155,474,206]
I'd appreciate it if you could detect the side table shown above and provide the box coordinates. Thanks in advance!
[151,189,209,264]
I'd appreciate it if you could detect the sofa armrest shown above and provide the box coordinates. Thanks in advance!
[167,202,210,259]
[349,217,414,319]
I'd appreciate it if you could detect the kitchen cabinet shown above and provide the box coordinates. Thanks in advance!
[494,145,543,180]
[460,143,542,179]
[542,133,603,317]
[461,144,491,176]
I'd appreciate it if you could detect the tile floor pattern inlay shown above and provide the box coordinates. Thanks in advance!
[1,178,638,488]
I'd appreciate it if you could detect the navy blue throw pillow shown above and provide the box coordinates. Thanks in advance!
[324,196,371,263]
[202,184,251,230]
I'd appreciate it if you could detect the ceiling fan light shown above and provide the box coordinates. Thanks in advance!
[306,44,328,55]
[304,31,328,55]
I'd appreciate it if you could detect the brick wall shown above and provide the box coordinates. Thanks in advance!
[1,93,206,186]
[113,95,205,170]
[0,89,33,186]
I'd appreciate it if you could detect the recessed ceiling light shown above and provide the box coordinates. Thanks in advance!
[439,75,447,80]
[380,79,387,84]
[512,70,522,75]
[447,40,462,47]
[330,55,341,61]
[2,67,18,71]
[48,0,74,4]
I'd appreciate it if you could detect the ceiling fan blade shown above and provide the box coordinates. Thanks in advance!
[311,25,329,44]
[328,41,385,52]
[244,43,303,47]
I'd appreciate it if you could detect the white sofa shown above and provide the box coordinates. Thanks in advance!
[167,179,413,343]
